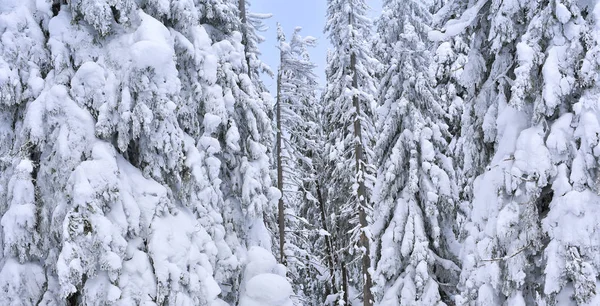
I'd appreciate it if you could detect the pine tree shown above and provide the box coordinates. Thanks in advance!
[323,0,378,304]
[0,2,56,304]
[430,0,470,202]
[371,0,459,305]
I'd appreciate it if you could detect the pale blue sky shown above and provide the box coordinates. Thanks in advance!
[251,0,382,94]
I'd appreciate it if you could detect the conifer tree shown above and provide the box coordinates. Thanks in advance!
[238,0,273,83]
[433,0,600,304]
[0,0,290,304]
[371,0,459,305]
[274,23,326,304]
[322,0,378,304]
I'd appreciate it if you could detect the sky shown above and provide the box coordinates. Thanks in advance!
[250,0,382,95]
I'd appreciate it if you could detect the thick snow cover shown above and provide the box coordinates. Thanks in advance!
[0,0,291,304]
[238,247,293,306]
[5,0,600,305]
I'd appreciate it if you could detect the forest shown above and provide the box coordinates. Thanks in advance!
[1,0,600,305]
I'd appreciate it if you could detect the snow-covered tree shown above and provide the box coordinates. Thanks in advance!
[322,0,378,304]
[0,2,52,304]
[238,0,273,84]
[274,23,327,304]
[371,0,459,305]
[0,159,46,305]
[275,23,318,259]
[0,0,291,304]
[432,0,600,304]
[515,2,600,304]
[430,0,469,201]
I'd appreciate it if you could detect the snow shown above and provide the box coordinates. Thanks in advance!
[555,1,572,24]
[203,113,222,134]
[16,159,33,173]
[130,40,174,71]
[544,190,600,258]
[5,0,600,305]
[318,229,331,236]
[492,106,528,165]
[428,0,487,41]
[0,258,46,305]
[511,126,553,188]
[241,274,293,306]
[149,211,222,304]
[542,46,569,112]
[239,247,293,306]
[546,113,574,161]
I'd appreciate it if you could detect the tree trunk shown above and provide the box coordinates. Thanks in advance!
[341,261,349,305]
[238,0,252,79]
[317,181,337,296]
[276,51,285,264]
[350,23,373,306]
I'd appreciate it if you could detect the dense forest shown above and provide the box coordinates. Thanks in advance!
[2,0,600,305]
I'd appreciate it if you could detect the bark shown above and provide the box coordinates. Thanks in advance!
[317,181,337,296]
[276,51,286,264]
[341,261,349,305]
[238,0,252,79]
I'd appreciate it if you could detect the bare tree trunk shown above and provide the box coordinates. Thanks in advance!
[238,0,252,79]
[350,25,373,306]
[276,51,286,265]
[341,261,349,305]
[316,181,337,296]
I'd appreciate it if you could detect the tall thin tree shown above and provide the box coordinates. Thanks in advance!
[323,0,378,304]
[276,24,285,264]
[274,23,325,303]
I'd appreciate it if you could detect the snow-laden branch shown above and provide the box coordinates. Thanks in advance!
[481,242,532,262]
[428,0,488,41]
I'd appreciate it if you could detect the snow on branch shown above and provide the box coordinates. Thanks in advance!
[428,0,488,41]
[480,242,532,262]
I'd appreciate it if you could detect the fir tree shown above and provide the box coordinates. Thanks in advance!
[433,0,600,304]
[275,23,325,304]
[0,0,291,304]
[372,0,459,305]
[322,0,378,304]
